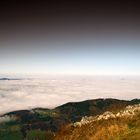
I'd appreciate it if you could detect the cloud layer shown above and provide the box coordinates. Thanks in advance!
[0,75,140,115]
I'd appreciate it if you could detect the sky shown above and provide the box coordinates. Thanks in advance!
[0,0,140,114]
[0,0,140,75]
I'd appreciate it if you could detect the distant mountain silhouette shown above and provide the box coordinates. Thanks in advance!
[0,78,21,80]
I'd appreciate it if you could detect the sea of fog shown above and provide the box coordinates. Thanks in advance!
[0,75,140,115]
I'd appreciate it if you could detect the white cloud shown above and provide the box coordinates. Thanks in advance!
[0,75,140,115]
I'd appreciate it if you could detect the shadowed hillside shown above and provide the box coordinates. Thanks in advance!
[0,98,140,140]
[55,104,140,140]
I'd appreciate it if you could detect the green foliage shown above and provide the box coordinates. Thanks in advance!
[0,99,140,140]
[26,129,54,140]
[0,130,22,140]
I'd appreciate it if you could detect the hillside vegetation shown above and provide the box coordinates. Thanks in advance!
[55,104,140,140]
[0,98,140,140]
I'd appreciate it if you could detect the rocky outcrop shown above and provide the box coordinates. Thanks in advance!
[73,104,140,127]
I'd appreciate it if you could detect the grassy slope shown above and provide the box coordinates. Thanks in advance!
[55,113,140,140]
[0,99,140,140]
[113,114,140,140]
[0,122,22,140]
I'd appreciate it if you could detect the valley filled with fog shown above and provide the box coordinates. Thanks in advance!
[0,75,140,115]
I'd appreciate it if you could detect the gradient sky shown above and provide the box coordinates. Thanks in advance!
[0,1,140,75]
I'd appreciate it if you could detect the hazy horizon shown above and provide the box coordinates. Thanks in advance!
[0,1,140,115]
[0,75,140,115]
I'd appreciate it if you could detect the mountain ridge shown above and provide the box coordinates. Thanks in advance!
[55,103,140,140]
[0,98,140,140]
[3,98,140,116]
